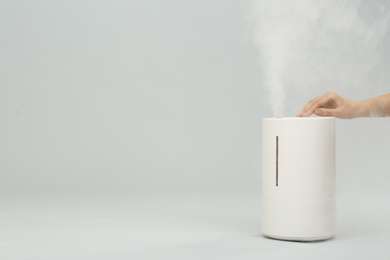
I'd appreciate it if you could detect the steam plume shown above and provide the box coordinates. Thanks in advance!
[252,0,390,117]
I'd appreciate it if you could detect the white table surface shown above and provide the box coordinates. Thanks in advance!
[1,190,389,260]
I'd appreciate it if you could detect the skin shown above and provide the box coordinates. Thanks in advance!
[296,92,390,119]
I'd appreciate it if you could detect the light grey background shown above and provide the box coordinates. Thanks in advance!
[1,0,263,192]
[1,1,390,259]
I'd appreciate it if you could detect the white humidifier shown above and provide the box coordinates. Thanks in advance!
[261,117,336,241]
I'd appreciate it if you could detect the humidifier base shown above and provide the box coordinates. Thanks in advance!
[261,198,335,241]
[263,233,334,242]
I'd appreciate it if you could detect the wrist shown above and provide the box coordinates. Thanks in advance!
[356,99,378,117]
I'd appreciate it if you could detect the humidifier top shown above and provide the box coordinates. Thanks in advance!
[263,117,335,121]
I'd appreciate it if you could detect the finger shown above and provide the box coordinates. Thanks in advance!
[315,108,336,117]
[301,95,334,117]
[297,96,322,117]
[298,92,334,116]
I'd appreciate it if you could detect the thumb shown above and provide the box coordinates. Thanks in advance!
[315,108,336,117]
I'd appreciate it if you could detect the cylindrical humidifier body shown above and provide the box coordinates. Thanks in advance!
[261,117,335,241]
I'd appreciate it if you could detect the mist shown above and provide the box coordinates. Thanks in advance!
[252,0,390,117]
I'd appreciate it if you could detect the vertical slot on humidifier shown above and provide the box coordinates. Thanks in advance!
[276,136,279,187]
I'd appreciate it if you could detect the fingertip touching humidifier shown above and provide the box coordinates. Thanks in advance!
[261,117,336,241]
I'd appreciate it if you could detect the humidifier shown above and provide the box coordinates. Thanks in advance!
[261,117,336,241]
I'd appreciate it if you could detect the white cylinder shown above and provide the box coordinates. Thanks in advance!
[261,117,336,241]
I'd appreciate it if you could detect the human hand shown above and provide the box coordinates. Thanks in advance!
[296,92,359,119]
